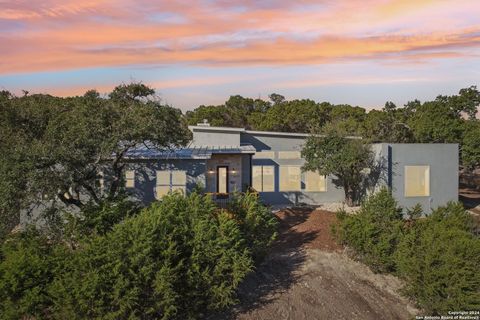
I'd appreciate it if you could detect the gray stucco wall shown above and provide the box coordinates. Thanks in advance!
[124,142,459,210]
[241,132,305,151]
[244,132,345,205]
[242,154,252,190]
[125,159,206,204]
[190,128,241,146]
[385,143,458,212]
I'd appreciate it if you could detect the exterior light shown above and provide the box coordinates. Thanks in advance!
[231,168,236,174]
[208,168,215,174]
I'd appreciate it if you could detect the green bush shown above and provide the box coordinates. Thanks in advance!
[0,192,268,319]
[337,191,480,314]
[49,192,253,319]
[336,188,403,272]
[78,197,141,235]
[227,191,278,260]
[0,228,66,319]
[395,202,480,314]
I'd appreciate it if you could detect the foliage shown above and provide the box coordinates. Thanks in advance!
[0,191,279,319]
[302,126,375,206]
[407,100,465,143]
[0,82,191,234]
[336,188,404,272]
[336,191,480,314]
[405,86,479,144]
[462,120,480,170]
[77,197,141,236]
[0,228,64,319]
[227,192,279,260]
[185,94,371,135]
[395,203,480,314]
[185,95,270,129]
[362,102,414,143]
[252,99,330,133]
[47,192,253,319]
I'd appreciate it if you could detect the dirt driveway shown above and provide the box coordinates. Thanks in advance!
[215,208,419,320]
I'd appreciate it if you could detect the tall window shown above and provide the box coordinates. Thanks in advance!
[279,166,301,191]
[304,171,327,192]
[278,151,301,159]
[125,170,135,188]
[252,165,275,192]
[156,170,187,199]
[404,165,430,197]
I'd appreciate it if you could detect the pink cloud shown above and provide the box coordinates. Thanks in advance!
[0,0,479,74]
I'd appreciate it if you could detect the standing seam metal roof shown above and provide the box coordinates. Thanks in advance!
[124,144,256,160]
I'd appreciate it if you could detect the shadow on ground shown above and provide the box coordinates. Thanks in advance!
[460,190,480,210]
[208,207,317,319]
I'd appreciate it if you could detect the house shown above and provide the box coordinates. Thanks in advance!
[123,122,459,212]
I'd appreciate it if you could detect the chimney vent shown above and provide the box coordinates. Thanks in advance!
[197,119,210,127]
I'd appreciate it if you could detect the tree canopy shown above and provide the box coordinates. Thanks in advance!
[186,86,480,167]
[0,83,191,236]
[301,126,376,206]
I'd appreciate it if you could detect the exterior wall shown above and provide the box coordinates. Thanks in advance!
[118,142,462,210]
[21,126,460,225]
[243,132,345,205]
[205,154,249,193]
[125,159,206,204]
[241,132,305,151]
[241,154,252,190]
[190,128,241,146]
[385,143,459,213]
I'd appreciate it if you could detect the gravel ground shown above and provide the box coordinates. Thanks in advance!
[214,208,419,320]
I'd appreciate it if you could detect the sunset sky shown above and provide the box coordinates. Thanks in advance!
[1,0,479,110]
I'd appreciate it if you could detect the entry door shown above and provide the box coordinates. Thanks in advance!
[217,166,228,194]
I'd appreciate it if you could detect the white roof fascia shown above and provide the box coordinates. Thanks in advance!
[188,125,246,132]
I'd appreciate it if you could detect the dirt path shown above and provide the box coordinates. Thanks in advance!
[217,208,419,320]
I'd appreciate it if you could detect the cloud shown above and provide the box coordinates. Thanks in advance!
[0,0,479,75]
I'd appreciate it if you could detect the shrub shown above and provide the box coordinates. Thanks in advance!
[395,202,480,314]
[0,192,277,319]
[227,191,278,260]
[337,192,480,314]
[78,197,141,235]
[336,188,403,272]
[48,192,253,319]
[0,228,66,319]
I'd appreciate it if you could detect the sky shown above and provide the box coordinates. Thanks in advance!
[0,0,479,111]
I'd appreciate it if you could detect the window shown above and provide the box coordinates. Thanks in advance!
[125,170,135,188]
[405,166,430,197]
[280,166,301,191]
[304,171,327,192]
[253,151,275,159]
[278,151,301,159]
[156,170,187,199]
[252,165,275,192]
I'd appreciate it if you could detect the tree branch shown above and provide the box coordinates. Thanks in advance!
[57,192,84,209]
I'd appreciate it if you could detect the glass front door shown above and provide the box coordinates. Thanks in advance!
[217,166,228,194]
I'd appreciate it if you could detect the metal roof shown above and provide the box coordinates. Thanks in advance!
[125,144,256,160]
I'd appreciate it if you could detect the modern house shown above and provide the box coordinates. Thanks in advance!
[124,122,459,212]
